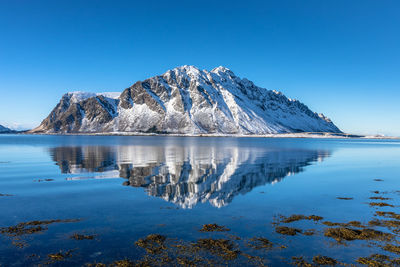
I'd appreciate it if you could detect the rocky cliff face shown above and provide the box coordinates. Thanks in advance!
[32,66,341,134]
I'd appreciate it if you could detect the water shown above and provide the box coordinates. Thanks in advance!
[0,135,399,266]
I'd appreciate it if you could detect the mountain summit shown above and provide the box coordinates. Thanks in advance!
[31,66,341,134]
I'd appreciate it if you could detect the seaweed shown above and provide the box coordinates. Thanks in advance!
[71,233,96,240]
[303,230,316,236]
[324,227,393,242]
[369,196,392,200]
[276,226,302,236]
[371,190,390,195]
[47,250,73,261]
[175,256,200,267]
[110,259,135,267]
[291,256,313,266]
[0,219,80,237]
[193,238,240,260]
[375,211,400,220]
[336,197,353,200]
[312,255,337,265]
[382,244,400,254]
[247,237,273,250]
[280,214,323,223]
[85,263,107,267]
[12,240,28,248]
[356,253,399,266]
[368,218,400,230]
[369,202,394,208]
[322,221,363,227]
[135,234,167,254]
[199,224,230,232]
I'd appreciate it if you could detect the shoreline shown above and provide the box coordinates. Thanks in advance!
[15,131,400,139]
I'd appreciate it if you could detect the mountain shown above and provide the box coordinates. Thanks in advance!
[0,124,14,133]
[49,145,331,208]
[31,66,341,135]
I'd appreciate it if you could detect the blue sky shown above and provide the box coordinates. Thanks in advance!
[0,0,399,135]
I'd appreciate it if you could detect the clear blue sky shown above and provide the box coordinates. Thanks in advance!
[0,0,399,135]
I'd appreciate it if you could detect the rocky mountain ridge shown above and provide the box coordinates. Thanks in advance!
[31,66,341,134]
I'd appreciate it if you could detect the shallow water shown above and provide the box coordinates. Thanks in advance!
[0,135,399,266]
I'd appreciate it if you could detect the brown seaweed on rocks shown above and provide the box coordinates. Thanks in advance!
[322,221,363,227]
[291,256,313,266]
[303,229,316,236]
[193,238,240,260]
[47,250,73,261]
[135,234,167,254]
[382,244,400,254]
[109,259,135,267]
[247,237,273,250]
[291,255,339,266]
[368,218,400,231]
[369,202,394,208]
[276,226,302,236]
[324,227,393,242]
[199,224,230,232]
[356,253,400,266]
[0,219,80,237]
[70,233,96,240]
[369,196,392,200]
[375,211,400,220]
[312,255,337,265]
[280,214,323,223]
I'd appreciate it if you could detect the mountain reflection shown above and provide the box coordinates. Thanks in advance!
[49,145,331,208]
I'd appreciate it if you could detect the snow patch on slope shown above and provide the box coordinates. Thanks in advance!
[67,91,121,103]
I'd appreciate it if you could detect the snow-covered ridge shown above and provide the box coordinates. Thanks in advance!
[31,65,341,134]
[66,91,121,104]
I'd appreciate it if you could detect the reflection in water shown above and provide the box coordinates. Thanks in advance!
[49,145,331,208]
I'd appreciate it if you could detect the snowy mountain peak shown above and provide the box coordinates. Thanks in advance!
[32,66,341,134]
[63,91,121,104]
[211,66,235,77]
[167,65,203,79]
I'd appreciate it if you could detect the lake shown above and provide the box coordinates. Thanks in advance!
[0,135,399,266]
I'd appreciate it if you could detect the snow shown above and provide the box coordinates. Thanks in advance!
[67,91,121,103]
[36,65,342,135]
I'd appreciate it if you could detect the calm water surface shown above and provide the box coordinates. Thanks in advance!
[0,135,399,266]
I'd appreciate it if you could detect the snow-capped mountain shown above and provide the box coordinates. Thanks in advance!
[32,66,341,134]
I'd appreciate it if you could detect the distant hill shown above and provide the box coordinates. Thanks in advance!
[0,124,15,133]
